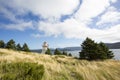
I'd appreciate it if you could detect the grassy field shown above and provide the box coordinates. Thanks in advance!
[0,48,120,80]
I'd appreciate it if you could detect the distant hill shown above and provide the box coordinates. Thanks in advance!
[31,49,42,53]
[105,42,120,49]
[57,47,81,51]
[31,47,81,53]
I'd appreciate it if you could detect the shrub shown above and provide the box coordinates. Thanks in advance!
[0,62,44,80]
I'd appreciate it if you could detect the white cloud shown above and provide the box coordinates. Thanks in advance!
[38,18,120,43]
[2,21,34,31]
[0,0,79,31]
[0,0,120,43]
[37,0,120,43]
[110,0,117,3]
[96,6,120,25]
[1,0,79,19]
[0,6,17,22]
[74,0,111,24]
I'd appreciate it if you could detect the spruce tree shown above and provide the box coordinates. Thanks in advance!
[62,51,67,56]
[6,39,16,50]
[54,49,61,55]
[45,48,52,55]
[79,37,114,60]
[0,40,5,48]
[22,43,30,52]
[99,42,114,59]
[80,37,99,60]
[16,43,22,51]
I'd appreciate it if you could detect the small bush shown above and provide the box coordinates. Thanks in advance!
[0,62,44,80]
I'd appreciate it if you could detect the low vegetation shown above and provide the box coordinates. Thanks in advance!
[0,48,120,80]
[0,62,44,80]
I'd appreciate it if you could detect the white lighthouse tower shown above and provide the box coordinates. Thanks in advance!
[41,42,48,54]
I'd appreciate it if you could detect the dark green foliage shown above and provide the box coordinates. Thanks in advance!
[22,43,30,52]
[0,62,44,80]
[68,53,72,56]
[0,39,30,52]
[79,37,114,60]
[54,49,62,55]
[6,39,16,50]
[62,51,67,56]
[45,48,52,55]
[16,43,22,51]
[0,40,5,48]
[99,42,114,59]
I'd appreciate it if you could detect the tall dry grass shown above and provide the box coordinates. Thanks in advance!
[0,48,120,80]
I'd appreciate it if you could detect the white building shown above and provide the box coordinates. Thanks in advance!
[41,42,48,54]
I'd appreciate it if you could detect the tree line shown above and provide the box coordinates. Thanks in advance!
[45,37,114,60]
[0,39,30,52]
[45,48,72,56]
[0,38,114,60]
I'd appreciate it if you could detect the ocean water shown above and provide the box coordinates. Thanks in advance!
[66,49,120,60]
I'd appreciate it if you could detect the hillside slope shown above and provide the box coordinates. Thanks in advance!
[0,48,120,80]
[106,42,120,49]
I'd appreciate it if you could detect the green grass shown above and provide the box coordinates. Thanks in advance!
[0,62,44,80]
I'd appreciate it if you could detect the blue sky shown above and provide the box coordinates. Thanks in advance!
[0,0,120,49]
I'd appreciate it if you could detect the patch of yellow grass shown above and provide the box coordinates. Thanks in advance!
[0,48,120,80]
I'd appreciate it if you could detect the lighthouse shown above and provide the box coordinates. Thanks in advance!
[41,42,48,54]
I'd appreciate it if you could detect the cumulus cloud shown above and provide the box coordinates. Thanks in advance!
[37,0,120,42]
[0,3,34,31]
[0,0,79,31]
[0,0,79,19]
[38,18,120,43]
[74,0,111,24]
[0,0,120,43]
[96,6,120,26]
[1,21,34,31]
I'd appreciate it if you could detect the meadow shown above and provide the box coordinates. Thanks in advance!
[0,48,120,80]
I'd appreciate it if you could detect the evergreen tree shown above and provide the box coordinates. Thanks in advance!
[54,49,61,55]
[79,37,99,60]
[0,40,5,48]
[68,53,72,56]
[22,43,30,52]
[99,42,114,59]
[79,37,114,60]
[16,43,22,51]
[62,51,67,56]
[6,39,16,50]
[45,48,52,55]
